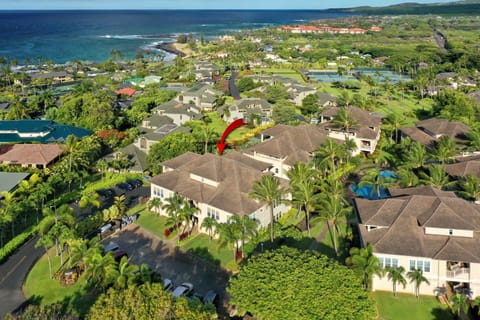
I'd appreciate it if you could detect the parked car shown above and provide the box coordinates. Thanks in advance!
[102,242,119,255]
[96,188,114,198]
[127,179,142,188]
[116,182,133,191]
[172,282,194,298]
[203,290,219,307]
[113,250,128,262]
[163,278,174,292]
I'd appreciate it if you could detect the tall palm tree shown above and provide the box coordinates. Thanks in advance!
[332,107,357,138]
[201,217,218,240]
[217,220,241,263]
[113,256,139,289]
[405,141,428,169]
[84,249,118,291]
[319,194,350,255]
[200,125,217,154]
[230,215,258,258]
[180,200,198,233]
[385,112,407,143]
[315,138,344,177]
[290,179,321,236]
[458,175,480,202]
[397,168,419,188]
[407,269,430,300]
[249,175,285,243]
[386,266,407,296]
[286,162,316,185]
[346,244,383,291]
[113,195,127,217]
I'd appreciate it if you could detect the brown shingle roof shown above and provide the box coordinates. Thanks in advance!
[0,144,62,166]
[416,118,471,139]
[356,186,480,262]
[161,152,202,170]
[399,127,435,147]
[320,106,381,128]
[244,125,334,165]
[445,160,480,178]
[151,153,283,216]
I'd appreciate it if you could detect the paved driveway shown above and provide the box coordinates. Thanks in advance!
[109,224,231,316]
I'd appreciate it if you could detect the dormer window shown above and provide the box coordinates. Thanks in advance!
[449,229,453,235]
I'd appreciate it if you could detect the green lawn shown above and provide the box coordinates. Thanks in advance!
[180,233,233,268]
[135,209,172,240]
[253,67,305,82]
[374,291,452,320]
[205,111,250,140]
[23,250,95,317]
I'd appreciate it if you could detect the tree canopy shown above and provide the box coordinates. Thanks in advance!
[87,282,216,320]
[228,246,375,320]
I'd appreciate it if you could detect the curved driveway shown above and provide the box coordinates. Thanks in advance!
[229,72,241,100]
[0,236,43,317]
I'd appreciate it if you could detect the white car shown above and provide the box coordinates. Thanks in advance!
[172,282,194,298]
[163,278,174,292]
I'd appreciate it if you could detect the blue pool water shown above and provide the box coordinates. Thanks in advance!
[351,170,397,200]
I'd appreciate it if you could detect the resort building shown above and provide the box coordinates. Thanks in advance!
[318,106,382,155]
[0,120,92,144]
[0,172,30,198]
[0,144,63,169]
[152,100,203,126]
[242,124,335,179]
[445,155,480,179]
[400,118,471,149]
[150,152,289,233]
[355,186,480,298]
[176,84,223,110]
[284,83,317,106]
[30,71,74,83]
[221,98,273,125]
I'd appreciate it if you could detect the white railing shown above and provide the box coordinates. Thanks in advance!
[446,268,470,279]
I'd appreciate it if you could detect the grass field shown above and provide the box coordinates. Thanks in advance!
[374,291,453,320]
[253,67,305,82]
[23,250,95,317]
[180,233,233,268]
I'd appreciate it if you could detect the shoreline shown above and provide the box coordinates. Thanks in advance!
[154,42,186,57]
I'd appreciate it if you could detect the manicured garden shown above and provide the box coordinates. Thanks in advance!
[374,291,452,320]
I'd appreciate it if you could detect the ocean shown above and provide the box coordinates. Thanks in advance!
[0,10,350,64]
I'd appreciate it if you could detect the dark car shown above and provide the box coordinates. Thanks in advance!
[96,188,114,198]
[127,179,142,188]
[116,182,133,191]
[203,290,219,307]
[113,250,128,262]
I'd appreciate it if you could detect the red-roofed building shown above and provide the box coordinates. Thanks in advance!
[116,88,137,97]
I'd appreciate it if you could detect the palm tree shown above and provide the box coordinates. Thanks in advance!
[199,125,217,154]
[407,269,430,300]
[217,220,241,263]
[249,175,285,243]
[113,256,139,289]
[315,138,344,177]
[148,197,162,215]
[290,179,321,237]
[386,266,407,296]
[467,128,480,151]
[397,168,419,188]
[286,162,316,185]
[419,165,454,190]
[78,193,101,213]
[359,170,395,199]
[230,215,258,258]
[35,232,55,278]
[385,112,407,143]
[84,249,118,290]
[405,141,428,169]
[458,175,480,202]
[346,244,383,291]
[450,293,469,319]
[162,193,185,238]
[434,136,456,164]
[68,238,89,270]
[64,135,80,189]
[201,217,218,240]
[319,194,350,255]
[332,107,357,138]
[113,195,127,217]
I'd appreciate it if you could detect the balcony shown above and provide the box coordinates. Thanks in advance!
[446,267,470,280]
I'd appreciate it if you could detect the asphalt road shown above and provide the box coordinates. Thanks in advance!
[0,236,43,318]
[229,72,241,100]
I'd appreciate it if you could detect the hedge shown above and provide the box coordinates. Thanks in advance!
[0,225,38,264]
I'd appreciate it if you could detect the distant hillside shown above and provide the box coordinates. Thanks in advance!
[330,0,480,15]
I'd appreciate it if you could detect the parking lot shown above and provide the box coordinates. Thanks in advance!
[108,224,231,316]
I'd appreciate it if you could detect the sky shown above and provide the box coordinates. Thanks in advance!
[0,0,458,10]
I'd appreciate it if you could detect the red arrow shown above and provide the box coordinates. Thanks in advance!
[217,118,248,155]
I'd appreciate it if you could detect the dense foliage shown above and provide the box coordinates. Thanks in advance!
[87,282,217,320]
[228,246,375,320]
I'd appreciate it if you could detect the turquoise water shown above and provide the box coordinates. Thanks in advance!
[0,10,351,63]
[351,170,397,200]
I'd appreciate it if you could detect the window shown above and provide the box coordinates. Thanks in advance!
[449,229,453,235]
[160,188,164,198]
[379,256,399,268]
[409,259,431,273]
[207,207,220,221]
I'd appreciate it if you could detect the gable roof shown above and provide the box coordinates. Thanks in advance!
[0,144,63,166]
[151,152,282,216]
[416,118,470,139]
[320,106,381,128]
[445,159,480,178]
[355,186,480,262]
[116,88,136,97]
